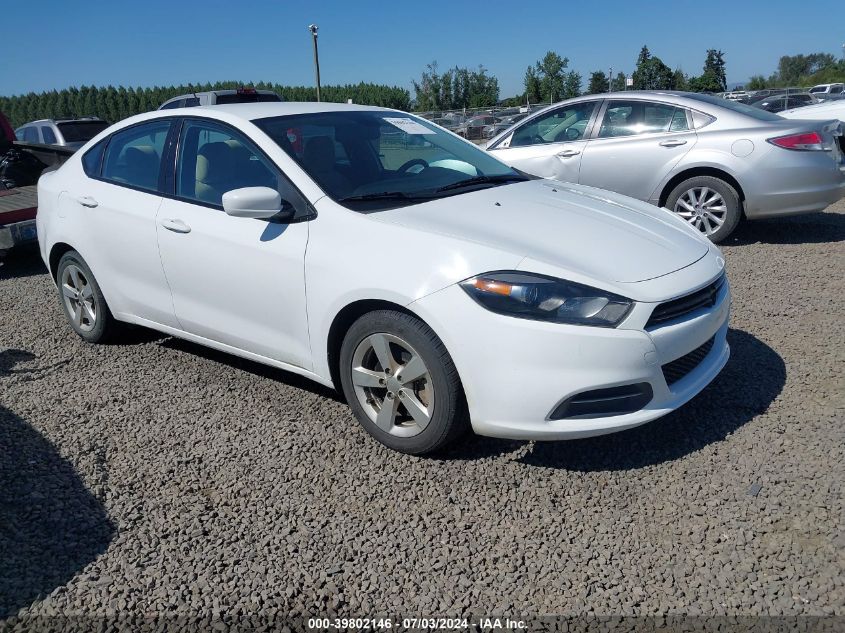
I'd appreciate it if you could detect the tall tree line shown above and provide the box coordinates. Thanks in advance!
[412,62,499,111]
[0,81,411,128]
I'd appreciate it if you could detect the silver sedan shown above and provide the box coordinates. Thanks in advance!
[486,91,845,242]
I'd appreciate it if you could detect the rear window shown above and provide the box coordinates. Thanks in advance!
[684,93,783,121]
[57,121,110,143]
[215,92,282,104]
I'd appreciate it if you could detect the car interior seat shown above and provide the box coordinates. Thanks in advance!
[302,136,351,197]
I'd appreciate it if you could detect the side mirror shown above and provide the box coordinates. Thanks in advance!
[222,186,294,221]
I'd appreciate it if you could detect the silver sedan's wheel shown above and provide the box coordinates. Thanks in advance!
[350,332,434,438]
[673,186,726,236]
[61,263,97,332]
[665,175,741,244]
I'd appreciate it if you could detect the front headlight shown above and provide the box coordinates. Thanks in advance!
[460,271,633,327]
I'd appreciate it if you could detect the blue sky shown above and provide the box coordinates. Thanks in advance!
[4,0,844,98]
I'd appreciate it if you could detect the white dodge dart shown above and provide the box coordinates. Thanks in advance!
[37,102,730,454]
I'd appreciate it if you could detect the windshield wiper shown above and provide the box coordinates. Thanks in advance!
[338,191,429,203]
[434,174,528,193]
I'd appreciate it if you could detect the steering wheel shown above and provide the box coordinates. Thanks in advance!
[554,127,581,142]
[397,158,429,174]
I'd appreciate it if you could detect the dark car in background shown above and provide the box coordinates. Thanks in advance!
[749,92,817,113]
[455,115,500,140]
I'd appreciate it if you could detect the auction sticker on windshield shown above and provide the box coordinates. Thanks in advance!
[383,117,436,135]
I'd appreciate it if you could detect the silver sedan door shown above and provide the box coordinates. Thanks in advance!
[487,101,601,182]
[578,99,698,202]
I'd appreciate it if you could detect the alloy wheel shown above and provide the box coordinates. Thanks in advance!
[673,186,727,236]
[350,332,434,437]
[61,264,97,332]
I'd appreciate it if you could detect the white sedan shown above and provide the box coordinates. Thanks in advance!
[37,102,730,454]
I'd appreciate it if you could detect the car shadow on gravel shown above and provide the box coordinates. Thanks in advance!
[723,211,844,246]
[0,246,47,280]
[0,404,114,619]
[448,328,785,470]
[159,337,345,402]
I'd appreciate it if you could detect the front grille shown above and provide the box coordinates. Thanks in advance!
[661,336,715,386]
[646,274,725,328]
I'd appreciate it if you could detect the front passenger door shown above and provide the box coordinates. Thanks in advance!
[156,118,312,369]
[488,101,600,182]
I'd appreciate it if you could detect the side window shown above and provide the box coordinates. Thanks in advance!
[599,101,686,138]
[101,120,171,192]
[82,139,107,177]
[183,97,200,107]
[510,101,597,147]
[22,127,40,143]
[160,99,184,110]
[41,126,58,144]
[669,108,690,132]
[176,119,308,215]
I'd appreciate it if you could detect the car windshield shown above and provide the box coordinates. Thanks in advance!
[57,121,110,142]
[254,110,526,210]
[684,93,784,121]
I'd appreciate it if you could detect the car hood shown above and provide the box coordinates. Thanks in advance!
[371,180,709,284]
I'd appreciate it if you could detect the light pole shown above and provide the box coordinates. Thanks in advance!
[309,24,321,102]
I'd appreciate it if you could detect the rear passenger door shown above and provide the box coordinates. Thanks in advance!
[70,119,179,327]
[155,118,312,369]
[578,100,697,203]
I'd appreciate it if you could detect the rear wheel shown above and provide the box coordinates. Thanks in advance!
[339,310,468,455]
[666,175,741,243]
[56,251,121,343]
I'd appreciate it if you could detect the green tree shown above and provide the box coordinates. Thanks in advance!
[563,71,582,98]
[530,51,568,103]
[688,49,727,92]
[746,75,767,90]
[633,46,674,90]
[612,71,628,92]
[524,66,542,104]
[587,71,609,94]
[672,68,688,91]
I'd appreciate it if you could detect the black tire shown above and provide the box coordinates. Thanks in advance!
[339,310,469,455]
[665,175,742,244]
[56,251,121,343]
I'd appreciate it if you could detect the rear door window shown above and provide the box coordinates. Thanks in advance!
[101,120,171,192]
[598,101,687,138]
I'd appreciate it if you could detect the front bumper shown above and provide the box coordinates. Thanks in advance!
[411,273,730,441]
[0,219,38,251]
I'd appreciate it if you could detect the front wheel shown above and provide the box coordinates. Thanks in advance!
[666,176,742,243]
[339,310,468,455]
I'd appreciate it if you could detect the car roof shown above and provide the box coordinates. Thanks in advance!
[173,101,394,120]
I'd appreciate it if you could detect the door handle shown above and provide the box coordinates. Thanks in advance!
[76,196,98,208]
[659,139,687,147]
[556,149,581,158]
[159,218,191,234]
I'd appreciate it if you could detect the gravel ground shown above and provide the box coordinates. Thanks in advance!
[1,203,843,626]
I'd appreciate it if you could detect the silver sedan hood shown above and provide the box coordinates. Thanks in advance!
[373,180,709,284]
